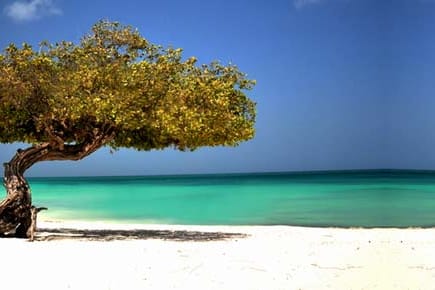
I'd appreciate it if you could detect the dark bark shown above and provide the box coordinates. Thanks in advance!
[0,125,114,238]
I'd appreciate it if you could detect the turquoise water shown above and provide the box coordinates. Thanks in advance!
[5,170,435,227]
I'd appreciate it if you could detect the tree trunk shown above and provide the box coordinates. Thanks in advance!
[0,145,48,238]
[0,125,114,239]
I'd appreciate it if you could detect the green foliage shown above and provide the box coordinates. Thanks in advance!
[0,21,256,151]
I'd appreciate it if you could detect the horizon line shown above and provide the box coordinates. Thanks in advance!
[26,168,435,179]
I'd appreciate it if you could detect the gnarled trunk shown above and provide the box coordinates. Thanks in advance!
[0,145,48,238]
[0,125,114,239]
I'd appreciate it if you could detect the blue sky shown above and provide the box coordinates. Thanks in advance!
[0,0,435,176]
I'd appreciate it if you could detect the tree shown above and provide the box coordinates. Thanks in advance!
[0,21,256,238]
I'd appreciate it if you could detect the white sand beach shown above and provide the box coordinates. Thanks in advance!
[1,221,434,290]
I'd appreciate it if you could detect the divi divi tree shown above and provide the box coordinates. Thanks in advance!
[0,21,256,238]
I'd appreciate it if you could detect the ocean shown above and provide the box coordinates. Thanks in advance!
[8,169,435,227]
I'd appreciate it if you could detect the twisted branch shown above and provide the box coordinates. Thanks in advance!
[0,123,115,237]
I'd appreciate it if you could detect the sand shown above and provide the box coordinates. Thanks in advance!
[0,221,434,290]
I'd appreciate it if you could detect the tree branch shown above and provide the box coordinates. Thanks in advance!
[45,124,115,162]
[0,124,114,238]
[11,124,115,175]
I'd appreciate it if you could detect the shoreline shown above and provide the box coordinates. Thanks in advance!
[38,218,435,230]
[0,220,433,289]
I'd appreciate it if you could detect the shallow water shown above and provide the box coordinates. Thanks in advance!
[8,170,435,227]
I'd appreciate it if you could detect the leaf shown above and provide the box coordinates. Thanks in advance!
[0,20,256,151]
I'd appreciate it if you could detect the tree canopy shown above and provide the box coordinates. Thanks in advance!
[0,20,256,152]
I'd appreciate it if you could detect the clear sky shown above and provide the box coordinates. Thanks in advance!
[0,0,435,176]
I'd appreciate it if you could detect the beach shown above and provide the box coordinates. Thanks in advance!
[1,221,434,290]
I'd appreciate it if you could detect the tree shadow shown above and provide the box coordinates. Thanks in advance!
[35,227,248,242]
